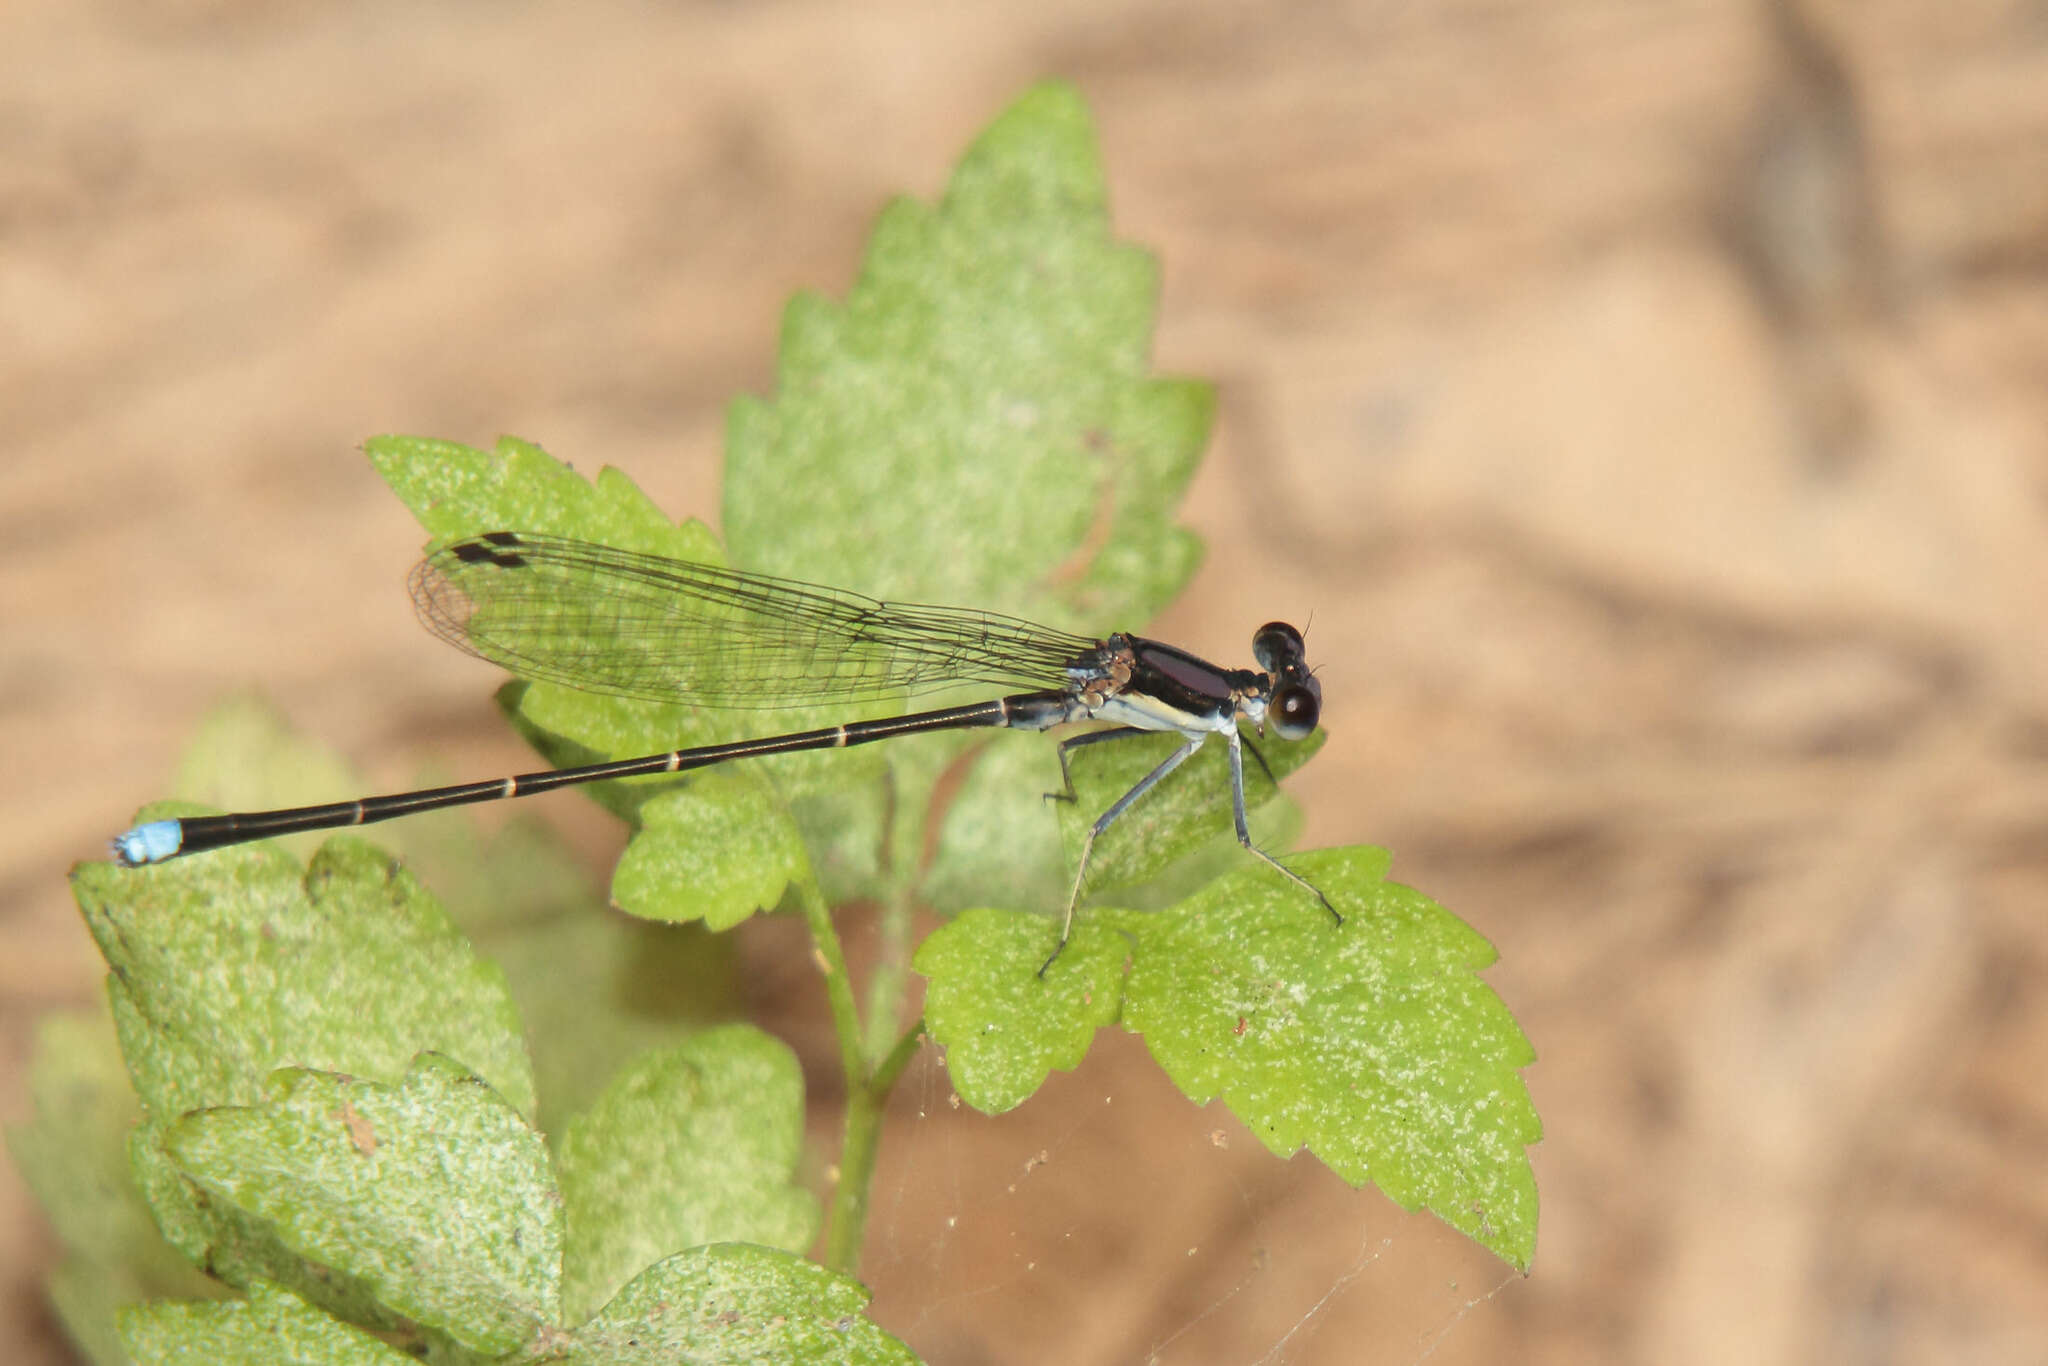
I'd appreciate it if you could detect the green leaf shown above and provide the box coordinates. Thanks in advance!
[370,434,894,781]
[1120,849,1541,1269]
[914,909,1127,1113]
[372,435,729,767]
[369,434,892,911]
[112,696,734,1138]
[472,899,736,1137]
[789,777,892,907]
[165,1054,562,1356]
[71,834,534,1121]
[121,1279,416,1365]
[1111,791,1307,913]
[379,775,740,1135]
[7,1011,164,1281]
[129,1116,395,1331]
[5,1010,217,1364]
[366,85,1217,931]
[914,847,1541,1269]
[919,722,1322,951]
[369,434,687,554]
[569,1243,916,1365]
[725,81,1205,630]
[724,81,1211,904]
[609,770,813,929]
[556,1025,819,1324]
[369,434,755,760]
[916,731,1068,915]
[73,830,542,1315]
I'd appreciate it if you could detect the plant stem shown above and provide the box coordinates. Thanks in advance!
[824,1018,926,1273]
[870,1015,926,1095]
[861,885,917,1065]
[800,869,930,1274]
[795,878,867,1125]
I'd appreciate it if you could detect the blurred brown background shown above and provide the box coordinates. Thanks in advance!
[4,2,2046,1362]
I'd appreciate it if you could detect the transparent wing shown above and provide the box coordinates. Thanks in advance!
[408,533,1102,708]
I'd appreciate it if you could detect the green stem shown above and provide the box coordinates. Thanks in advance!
[861,885,917,1064]
[870,1015,926,1095]
[796,878,867,1136]
[801,865,930,1274]
[824,1018,925,1273]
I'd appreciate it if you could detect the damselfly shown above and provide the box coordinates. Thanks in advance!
[113,532,1336,971]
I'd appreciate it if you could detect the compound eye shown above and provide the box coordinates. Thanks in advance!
[1253,621,1307,673]
[1270,682,1320,740]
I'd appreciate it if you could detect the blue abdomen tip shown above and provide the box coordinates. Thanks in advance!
[112,820,184,866]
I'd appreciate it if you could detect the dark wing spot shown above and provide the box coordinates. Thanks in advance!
[451,535,527,568]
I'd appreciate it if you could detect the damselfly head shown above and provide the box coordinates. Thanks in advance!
[1251,621,1320,740]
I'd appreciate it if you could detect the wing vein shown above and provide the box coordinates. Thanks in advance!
[408,534,1103,708]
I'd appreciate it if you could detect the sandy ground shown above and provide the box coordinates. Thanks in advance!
[4,2,2046,1363]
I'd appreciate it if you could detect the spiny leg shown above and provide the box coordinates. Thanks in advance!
[1039,733,1206,977]
[1239,731,1279,789]
[1042,726,1150,806]
[1227,727,1341,925]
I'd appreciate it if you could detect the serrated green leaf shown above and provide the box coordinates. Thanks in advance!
[128,1115,400,1328]
[569,1243,916,1365]
[368,435,897,908]
[724,81,1207,635]
[913,909,1126,1113]
[369,435,686,554]
[120,1278,416,1365]
[363,85,1217,933]
[557,1025,819,1324]
[371,434,897,778]
[75,835,542,1326]
[113,696,733,1138]
[1117,848,1541,1269]
[165,1054,562,1355]
[72,834,533,1121]
[377,777,740,1135]
[369,435,750,761]
[609,771,812,928]
[914,847,1540,1268]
